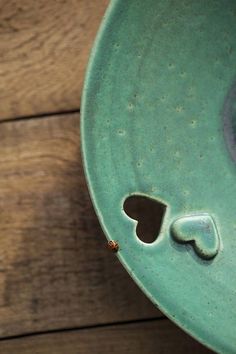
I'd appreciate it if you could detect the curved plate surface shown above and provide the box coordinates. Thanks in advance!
[81,1,236,353]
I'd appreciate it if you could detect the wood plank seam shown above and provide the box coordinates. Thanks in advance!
[0,109,80,125]
[0,317,166,342]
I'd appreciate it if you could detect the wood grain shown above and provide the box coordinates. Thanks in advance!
[0,0,109,120]
[0,319,213,353]
[0,113,161,338]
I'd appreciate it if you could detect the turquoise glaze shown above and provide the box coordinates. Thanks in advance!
[171,214,220,260]
[81,1,236,353]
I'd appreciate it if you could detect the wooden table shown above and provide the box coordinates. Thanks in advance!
[0,1,213,353]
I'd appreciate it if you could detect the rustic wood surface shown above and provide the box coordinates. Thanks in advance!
[0,320,212,354]
[0,111,214,354]
[0,0,109,120]
[0,0,214,353]
[0,113,161,338]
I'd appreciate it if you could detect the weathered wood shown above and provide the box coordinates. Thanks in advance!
[0,0,109,120]
[0,113,160,338]
[0,319,213,353]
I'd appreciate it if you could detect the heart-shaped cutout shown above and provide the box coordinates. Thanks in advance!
[123,195,166,243]
[171,214,220,260]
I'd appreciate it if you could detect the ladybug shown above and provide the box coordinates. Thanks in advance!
[107,240,119,253]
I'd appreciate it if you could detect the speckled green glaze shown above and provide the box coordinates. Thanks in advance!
[171,214,220,260]
[81,1,236,353]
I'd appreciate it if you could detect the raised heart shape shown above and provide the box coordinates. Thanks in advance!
[171,214,220,260]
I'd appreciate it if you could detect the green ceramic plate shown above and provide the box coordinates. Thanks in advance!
[81,1,236,353]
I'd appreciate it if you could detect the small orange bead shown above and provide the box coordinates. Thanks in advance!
[107,240,119,252]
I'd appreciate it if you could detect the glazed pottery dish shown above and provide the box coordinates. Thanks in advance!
[81,1,236,353]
